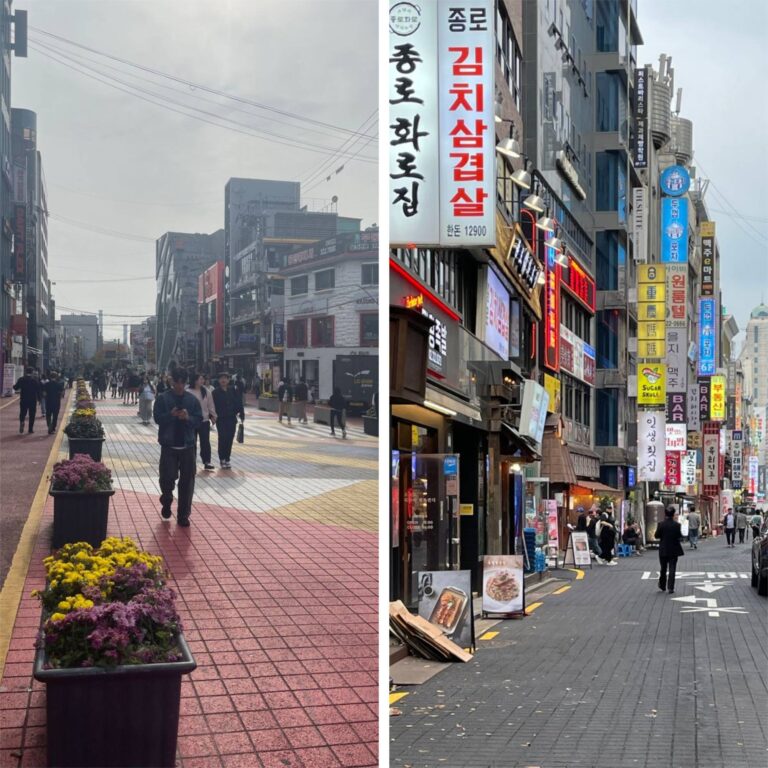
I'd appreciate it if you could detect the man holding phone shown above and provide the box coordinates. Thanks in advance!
[153,368,202,527]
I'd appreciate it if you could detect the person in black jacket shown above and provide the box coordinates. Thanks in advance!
[329,387,347,439]
[13,367,42,434]
[212,372,244,469]
[654,506,684,593]
[43,371,65,434]
[153,368,202,527]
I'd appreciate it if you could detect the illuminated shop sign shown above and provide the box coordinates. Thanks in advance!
[562,255,596,313]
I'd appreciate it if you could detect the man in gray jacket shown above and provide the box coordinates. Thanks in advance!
[736,508,748,544]
[687,505,701,549]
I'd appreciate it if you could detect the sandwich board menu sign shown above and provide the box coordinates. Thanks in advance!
[417,570,475,652]
[481,555,525,618]
[563,531,592,568]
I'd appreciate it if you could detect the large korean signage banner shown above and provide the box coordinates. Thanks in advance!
[731,431,743,490]
[665,265,687,392]
[682,450,697,488]
[702,423,720,497]
[632,188,647,263]
[700,221,715,297]
[388,0,496,247]
[697,298,717,376]
[637,264,665,357]
[709,374,726,421]
[543,238,560,371]
[660,197,688,264]
[637,363,665,406]
[484,267,510,359]
[632,67,649,170]
[559,325,596,386]
[749,456,759,496]
[638,410,665,482]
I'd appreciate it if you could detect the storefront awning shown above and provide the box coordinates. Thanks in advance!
[573,480,620,494]
[500,422,541,461]
[540,430,577,485]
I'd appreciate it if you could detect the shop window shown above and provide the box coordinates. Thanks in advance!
[597,310,619,369]
[596,72,622,132]
[596,230,620,290]
[290,275,308,296]
[315,268,335,291]
[286,319,307,348]
[360,313,378,347]
[596,0,619,52]
[596,388,618,445]
[361,263,378,286]
[311,316,334,347]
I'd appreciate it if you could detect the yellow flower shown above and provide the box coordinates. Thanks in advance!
[50,613,66,622]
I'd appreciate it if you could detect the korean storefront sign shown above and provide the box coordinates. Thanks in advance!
[13,205,26,281]
[660,165,691,197]
[700,221,715,297]
[731,431,743,490]
[543,242,560,371]
[709,374,726,421]
[687,382,700,432]
[735,378,743,429]
[665,264,687,390]
[665,451,682,486]
[638,410,665,482]
[484,267,510,359]
[562,255,596,313]
[665,327,688,394]
[665,423,687,452]
[697,298,717,376]
[749,456,758,496]
[666,392,686,424]
[702,422,720,496]
[637,364,665,405]
[543,372,561,413]
[697,378,711,424]
[389,0,495,247]
[559,325,596,386]
[637,264,666,351]
[632,67,649,169]
[519,380,549,445]
[632,187,648,262]
[660,197,689,264]
[506,230,541,292]
[682,450,697,488]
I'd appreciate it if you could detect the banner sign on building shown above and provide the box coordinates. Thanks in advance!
[638,363,665,405]
[437,0,495,247]
[697,298,717,376]
[702,422,720,497]
[687,382,700,432]
[665,423,687,452]
[759,465,767,497]
[519,380,549,445]
[659,165,692,197]
[665,451,681,486]
[666,392,687,424]
[665,327,688,394]
[749,456,759,496]
[543,372,561,413]
[632,67,649,169]
[389,0,439,244]
[638,410,665,482]
[543,238,560,371]
[637,264,666,351]
[559,324,596,386]
[709,374,726,421]
[700,221,715,297]
[632,187,647,262]
[682,450,697,488]
[660,197,689,264]
[484,267,510,359]
[731,431,743,490]
[698,378,711,424]
[13,205,26,281]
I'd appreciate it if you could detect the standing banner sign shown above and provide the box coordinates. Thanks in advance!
[638,410,665,482]
[482,555,525,617]
[417,570,475,652]
[563,531,592,568]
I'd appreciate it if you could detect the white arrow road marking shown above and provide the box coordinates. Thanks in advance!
[679,606,750,617]
[641,571,749,580]
[689,580,733,594]
[672,595,717,606]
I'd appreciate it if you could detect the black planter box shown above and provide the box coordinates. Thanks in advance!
[67,436,105,462]
[363,415,379,436]
[50,488,114,549]
[33,633,196,768]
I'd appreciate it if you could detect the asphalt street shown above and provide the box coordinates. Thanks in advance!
[390,536,768,768]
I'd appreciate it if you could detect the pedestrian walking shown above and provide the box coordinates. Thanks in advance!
[596,513,617,565]
[187,372,217,470]
[110,372,118,398]
[575,507,588,532]
[736,509,748,543]
[751,510,763,540]
[294,379,309,424]
[13,367,42,434]
[687,504,701,549]
[655,505,684,593]
[329,387,347,438]
[152,368,202,527]
[212,372,244,469]
[277,378,293,424]
[586,512,601,558]
[138,375,155,425]
[723,508,736,547]
[42,371,65,434]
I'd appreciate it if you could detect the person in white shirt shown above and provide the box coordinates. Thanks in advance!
[187,372,217,470]
[723,508,736,547]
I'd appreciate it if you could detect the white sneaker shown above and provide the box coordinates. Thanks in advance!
[594,556,605,564]
[607,560,618,566]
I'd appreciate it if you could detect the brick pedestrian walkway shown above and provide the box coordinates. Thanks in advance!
[391,539,768,768]
[0,396,378,768]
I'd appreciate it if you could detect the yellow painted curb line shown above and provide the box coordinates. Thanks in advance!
[0,396,19,412]
[567,568,585,580]
[0,390,70,681]
[552,585,572,595]
[526,601,543,614]
[389,691,409,705]
[480,631,499,640]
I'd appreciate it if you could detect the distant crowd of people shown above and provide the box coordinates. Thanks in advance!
[12,367,67,435]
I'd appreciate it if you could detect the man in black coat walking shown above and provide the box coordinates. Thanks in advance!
[43,371,65,434]
[13,367,42,434]
[212,372,244,469]
[655,506,684,594]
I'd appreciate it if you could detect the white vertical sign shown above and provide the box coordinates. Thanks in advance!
[632,187,647,263]
[638,410,665,481]
[682,450,697,487]
[703,431,719,487]
[687,382,700,432]
[437,0,495,247]
[389,1,440,245]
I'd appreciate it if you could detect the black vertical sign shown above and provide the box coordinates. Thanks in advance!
[633,67,649,169]
[697,378,711,424]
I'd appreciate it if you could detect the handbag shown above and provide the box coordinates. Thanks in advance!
[236,422,244,443]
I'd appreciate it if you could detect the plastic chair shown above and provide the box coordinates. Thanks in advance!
[616,543,632,557]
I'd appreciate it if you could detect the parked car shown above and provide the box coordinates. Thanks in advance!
[750,517,768,596]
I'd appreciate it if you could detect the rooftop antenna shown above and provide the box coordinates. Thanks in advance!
[675,88,682,115]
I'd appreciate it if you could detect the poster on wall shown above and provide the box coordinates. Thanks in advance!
[417,570,475,651]
[546,499,559,553]
[563,531,592,567]
[482,555,525,617]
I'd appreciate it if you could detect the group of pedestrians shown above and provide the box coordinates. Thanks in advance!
[275,378,349,438]
[722,506,763,546]
[13,367,65,435]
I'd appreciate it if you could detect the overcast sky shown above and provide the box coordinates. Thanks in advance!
[13,0,377,337]
[639,0,768,351]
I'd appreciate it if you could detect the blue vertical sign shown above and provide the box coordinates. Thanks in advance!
[660,197,688,263]
[698,298,716,376]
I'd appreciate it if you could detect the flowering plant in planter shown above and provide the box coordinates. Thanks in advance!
[64,415,105,439]
[34,538,182,668]
[51,454,112,492]
[75,400,95,411]
[72,407,97,419]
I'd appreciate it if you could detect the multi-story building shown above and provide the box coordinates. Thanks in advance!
[282,228,378,403]
[197,261,224,372]
[59,314,99,363]
[155,230,224,373]
[11,107,51,370]
[739,304,768,409]
[0,2,26,386]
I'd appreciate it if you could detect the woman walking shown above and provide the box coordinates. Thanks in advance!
[596,513,617,565]
[187,373,217,471]
[212,372,244,469]
[138,375,155,425]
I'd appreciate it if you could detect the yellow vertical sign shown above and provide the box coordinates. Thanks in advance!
[637,265,666,352]
[710,375,726,420]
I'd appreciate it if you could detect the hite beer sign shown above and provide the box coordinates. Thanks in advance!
[389,0,496,247]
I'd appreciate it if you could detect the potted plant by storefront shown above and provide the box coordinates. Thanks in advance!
[65,412,106,461]
[32,538,196,768]
[49,454,115,549]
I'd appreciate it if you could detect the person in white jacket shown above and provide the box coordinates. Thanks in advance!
[187,373,217,470]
